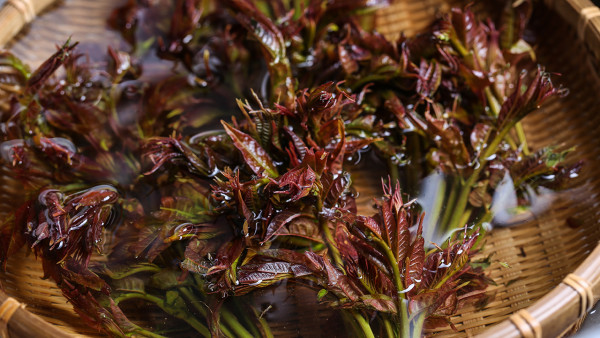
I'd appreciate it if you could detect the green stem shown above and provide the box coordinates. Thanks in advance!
[484,87,501,116]
[317,198,343,267]
[439,177,459,231]
[515,122,530,155]
[505,133,518,151]
[176,248,236,337]
[178,288,235,338]
[219,326,234,338]
[485,87,519,150]
[473,209,493,228]
[220,308,254,338]
[255,310,274,338]
[352,311,376,338]
[114,293,210,337]
[370,236,410,338]
[233,298,262,338]
[383,317,396,338]
[342,311,363,337]
[191,271,205,289]
[411,313,426,338]
[444,127,510,233]
[293,0,302,20]
[457,207,473,229]
[471,210,493,248]
[449,35,469,59]
[178,287,205,314]
[485,83,529,155]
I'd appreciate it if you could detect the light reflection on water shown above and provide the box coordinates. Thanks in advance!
[417,171,559,245]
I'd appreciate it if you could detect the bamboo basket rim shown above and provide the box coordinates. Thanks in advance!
[1,0,600,337]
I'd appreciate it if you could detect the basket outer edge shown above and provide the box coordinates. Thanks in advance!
[1,1,76,336]
[0,0,56,47]
[0,290,73,337]
[480,0,600,336]
[480,242,600,338]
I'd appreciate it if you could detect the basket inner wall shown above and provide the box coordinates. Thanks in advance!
[1,0,600,336]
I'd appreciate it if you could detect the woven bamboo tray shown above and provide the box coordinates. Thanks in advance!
[2,0,600,337]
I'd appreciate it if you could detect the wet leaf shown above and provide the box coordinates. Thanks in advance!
[262,209,304,243]
[27,40,78,93]
[222,121,279,178]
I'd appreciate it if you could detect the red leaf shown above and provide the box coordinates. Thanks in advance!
[262,210,303,243]
[324,172,351,207]
[290,264,312,277]
[254,261,291,274]
[238,271,277,284]
[361,295,396,313]
[27,40,78,93]
[497,68,565,131]
[274,164,317,202]
[416,59,442,98]
[335,222,358,265]
[323,120,346,174]
[337,275,361,302]
[470,123,491,153]
[395,208,410,265]
[283,126,307,161]
[360,216,382,238]
[380,199,394,247]
[404,218,425,294]
[338,45,359,74]
[142,136,209,176]
[222,121,279,178]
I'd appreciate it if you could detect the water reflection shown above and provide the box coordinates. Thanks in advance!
[417,171,558,244]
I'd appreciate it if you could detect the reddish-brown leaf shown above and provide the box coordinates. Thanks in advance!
[262,209,304,243]
[274,164,317,202]
[380,199,395,248]
[361,295,397,313]
[26,40,78,93]
[222,121,279,178]
[360,216,382,239]
[404,219,425,294]
[395,208,410,266]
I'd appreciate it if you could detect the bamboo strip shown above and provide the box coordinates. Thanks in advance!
[0,0,56,47]
[0,290,72,337]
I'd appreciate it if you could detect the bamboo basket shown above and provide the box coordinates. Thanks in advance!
[1,0,600,337]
